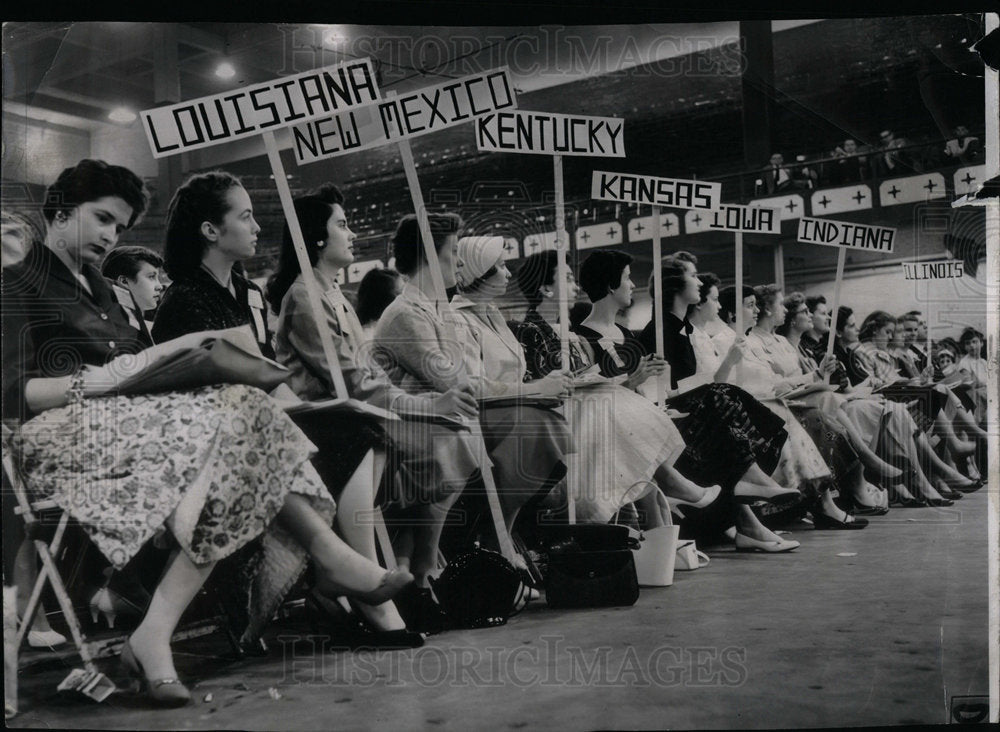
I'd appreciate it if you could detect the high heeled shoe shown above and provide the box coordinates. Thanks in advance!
[305,595,424,650]
[845,494,889,516]
[668,484,722,511]
[26,629,68,649]
[320,567,415,608]
[393,584,448,636]
[89,587,146,630]
[119,640,191,708]
[811,510,868,530]
[734,484,802,506]
[734,533,800,553]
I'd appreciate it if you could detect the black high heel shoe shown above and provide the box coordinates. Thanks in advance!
[846,494,889,516]
[812,510,868,530]
[305,594,424,650]
[392,584,449,636]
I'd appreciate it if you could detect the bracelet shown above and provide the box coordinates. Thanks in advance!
[66,370,86,406]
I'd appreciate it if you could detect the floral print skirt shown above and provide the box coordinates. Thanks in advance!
[12,384,334,570]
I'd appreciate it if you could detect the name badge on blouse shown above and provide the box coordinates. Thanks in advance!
[597,337,627,369]
[245,289,267,345]
[112,284,142,331]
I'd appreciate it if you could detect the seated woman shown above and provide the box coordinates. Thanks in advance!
[356,267,404,339]
[151,171,417,642]
[853,312,983,493]
[575,251,803,551]
[956,327,988,426]
[510,250,800,551]
[778,294,905,480]
[464,246,720,530]
[267,184,482,636]
[373,215,572,555]
[695,278,885,516]
[777,291,975,505]
[2,160,410,707]
[744,285,896,519]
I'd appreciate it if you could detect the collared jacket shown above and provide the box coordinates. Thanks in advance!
[2,243,150,421]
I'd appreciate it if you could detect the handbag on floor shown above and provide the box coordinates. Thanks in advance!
[541,523,640,609]
[674,540,710,571]
[430,543,522,629]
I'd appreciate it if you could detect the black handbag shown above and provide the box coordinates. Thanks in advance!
[541,524,640,609]
[430,543,523,629]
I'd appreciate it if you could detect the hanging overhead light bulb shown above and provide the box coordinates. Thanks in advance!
[215,61,236,79]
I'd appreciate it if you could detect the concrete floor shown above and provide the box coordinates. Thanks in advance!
[10,488,992,730]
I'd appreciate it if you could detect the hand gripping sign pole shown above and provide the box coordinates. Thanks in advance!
[396,134,517,564]
[478,111,626,525]
[797,216,897,376]
[591,170,723,402]
[294,74,523,565]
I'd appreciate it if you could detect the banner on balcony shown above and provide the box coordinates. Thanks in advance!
[878,173,947,207]
[627,212,680,242]
[576,221,624,250]
[809,185,874,216]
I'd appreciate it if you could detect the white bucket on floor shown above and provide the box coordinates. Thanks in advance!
[626,513,680,587]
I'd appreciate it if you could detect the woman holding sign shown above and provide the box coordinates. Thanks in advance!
[575,251,803,552]
[152,172,418,646]
[3,160,410,707]
[267,185,482,637]
[373,215,572,557]
[467,246,719,527]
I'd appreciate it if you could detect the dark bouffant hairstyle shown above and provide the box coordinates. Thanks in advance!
[578,249,632,303]
[163,171,243,278]
[43,159,148,228]
[356,268,403,326]
[718,285,755,325]
[836,305,854,333]
[391,213,463,275]
[265,183,346,313]
[516,250,561,308]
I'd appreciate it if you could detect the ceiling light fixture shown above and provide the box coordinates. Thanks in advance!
[215,61,236,79]
[108,107,137,123]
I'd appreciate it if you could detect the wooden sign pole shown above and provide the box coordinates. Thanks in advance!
[262,131,350,400]
[397,135,517,564]
[735,230,745,337]
[651,206,666,406]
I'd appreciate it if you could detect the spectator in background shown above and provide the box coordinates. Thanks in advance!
[829,139,871,184]
[943,125,981,165]
[760,153,815,195]
[875,129,913,176]
[356,267,403,338]
[101,246,165,329]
